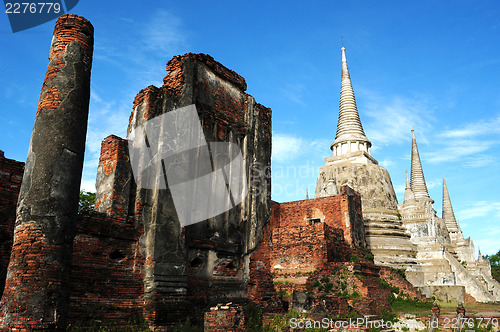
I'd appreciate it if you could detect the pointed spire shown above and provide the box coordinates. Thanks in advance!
[306,188,309,200]
[478,248,484,262]
[404,170,415,203]
[442,175,459,233]
[410,130,430,199]
[331,47,371,153]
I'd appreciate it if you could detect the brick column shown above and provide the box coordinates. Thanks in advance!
[0,14,93,330]
[94,135,132,219]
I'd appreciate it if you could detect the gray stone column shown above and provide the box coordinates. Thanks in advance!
[0,14,93,330]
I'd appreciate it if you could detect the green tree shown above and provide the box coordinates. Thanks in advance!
[484,249,500,283]
[79,190,96,214]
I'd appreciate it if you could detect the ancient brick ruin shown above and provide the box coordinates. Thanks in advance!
[2,14,496,332]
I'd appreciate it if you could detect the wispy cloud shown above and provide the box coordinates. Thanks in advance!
[379,158,395,168]
[80,11,188,193]
[394,183,406,196]
[473,238,500,256]
[279,83,308,106]
[456,201,500,221]
[359,91,435,146]
[423,139,496,164]
[80,91,133,192]
[95,10,188,87]
[272,132,329,163]
[440,115,500,138]
[426,177,441,190]
[423,114,500,165]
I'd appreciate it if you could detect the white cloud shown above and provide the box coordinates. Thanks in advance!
[440,115,500,138]
[456,201,500,221]
[272,132,330,163]
[394,183,406,195]
[463,154,496,168]
[81,91,132,193]
[473,238,500,256]
[420,114,500,166]
[423,139,496,164]
[272,133,305,162]
[94,10,188,88]
[279,83,308,106]
[359,92,435,147]
[425,177,441,190]
[379,158,395,168]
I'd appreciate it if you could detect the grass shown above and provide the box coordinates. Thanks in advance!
[434,301,500,315]
[389,294,433,316]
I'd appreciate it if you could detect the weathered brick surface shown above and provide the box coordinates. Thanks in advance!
[248,202,284,312]
[95,135,133,218]
[0,151,24,297]
[124,51,272,328]
[204,304,245,332]
[68,212,144,325]
[0,24,433,329]
[0,14,94,330]
[379,266,428,301]
[248,188,415,318]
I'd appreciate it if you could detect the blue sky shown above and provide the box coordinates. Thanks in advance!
[1,1,500,254]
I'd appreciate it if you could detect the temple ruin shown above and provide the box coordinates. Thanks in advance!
[0,14,497,331]
[315,47,500,304]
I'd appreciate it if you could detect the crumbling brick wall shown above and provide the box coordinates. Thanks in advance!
[0,151,24,296]
[204,304,245,332]
[68,212,144,325]
[96,52,272,327]
[0,153,145,327]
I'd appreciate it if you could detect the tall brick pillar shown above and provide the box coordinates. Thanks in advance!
[0,14,93,330]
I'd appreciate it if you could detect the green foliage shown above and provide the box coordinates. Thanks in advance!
[67,313,150,332]
[380,308,398,323]
[484,249,500,282]
[172,318,203,332]
[79,190,96,214]
[364,253,374,260]
[378,278,400,294]
[245,303,263,332]
[351,290,361,298]
[350,254,360,263]
[390,267,406,279]
[324,282,334,293]
[389,294,432,313]
[320,276,329,283]
[264,308,301,331]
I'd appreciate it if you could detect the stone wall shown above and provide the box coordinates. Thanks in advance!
[0,151,24,296]
[247,188,410,317]
[123,52,272,327]
[204,304,245,332]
